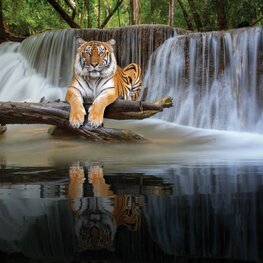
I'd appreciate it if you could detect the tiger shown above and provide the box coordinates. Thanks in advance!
[68,163,143,250]
[65,38,142,128]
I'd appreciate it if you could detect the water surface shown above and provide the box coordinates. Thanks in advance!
[0,120,262,263]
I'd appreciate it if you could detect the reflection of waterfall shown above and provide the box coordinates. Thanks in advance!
[0,164,262,261]
[143,164,263,262]
[0,199,75,260]
[144,27,263,132]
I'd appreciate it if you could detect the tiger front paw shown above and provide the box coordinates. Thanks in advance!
[69,165,85,183]
[88,105,104,128]
[69,106,86,128]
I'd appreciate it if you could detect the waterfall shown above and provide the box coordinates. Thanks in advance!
[20,29,75,87]
[144,27,263,133]
[0,25,176,102]
[0,29,75,102]
[0,26,262,133]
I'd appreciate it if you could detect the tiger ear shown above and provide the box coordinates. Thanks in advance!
[107,39,116,49]
[76,37,86,49]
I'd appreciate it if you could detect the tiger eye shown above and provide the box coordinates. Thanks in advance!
[98,46,105,55]
[85,47,92,55]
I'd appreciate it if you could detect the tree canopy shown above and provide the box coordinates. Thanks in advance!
[0,0,263,38]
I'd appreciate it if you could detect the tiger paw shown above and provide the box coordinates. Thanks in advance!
[69,165,85,183]
[88,105,103,128]
[69,106,86,128]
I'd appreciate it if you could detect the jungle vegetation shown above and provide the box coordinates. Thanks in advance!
[0,0,262,41]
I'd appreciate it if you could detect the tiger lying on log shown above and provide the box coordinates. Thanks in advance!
[66,38,142,128]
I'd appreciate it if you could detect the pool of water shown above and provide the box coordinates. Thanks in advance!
[0,120,263,263]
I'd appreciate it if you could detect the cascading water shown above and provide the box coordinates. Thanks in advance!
[19,29,75,87]
[0,29,75,102]
[143,27,263,133]
[0,25,176,102]
[0,25,262,134]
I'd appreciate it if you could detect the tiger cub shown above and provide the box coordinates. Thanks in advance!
[66,38,142,128]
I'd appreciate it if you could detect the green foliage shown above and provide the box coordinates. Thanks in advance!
[1,0,263,36]
[3,0,69,35]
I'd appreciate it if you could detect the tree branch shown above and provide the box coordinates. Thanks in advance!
[0,97,173,142]
[100,0,124,29]
[46,0,80,28]
[177,0,194,31]
[64,0,76,20]
[187,0,203,31]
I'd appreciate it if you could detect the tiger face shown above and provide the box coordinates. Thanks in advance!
[74,38,117,80]
[75,210,117,250]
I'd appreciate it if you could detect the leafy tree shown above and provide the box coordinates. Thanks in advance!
[0,0,262,37]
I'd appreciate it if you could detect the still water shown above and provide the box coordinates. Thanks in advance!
[0,120,263,263]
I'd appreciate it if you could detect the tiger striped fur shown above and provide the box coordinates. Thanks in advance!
[66,38,142,128]
[68,164,143,250]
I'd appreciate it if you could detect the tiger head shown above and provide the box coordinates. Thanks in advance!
[74,198,117,251]
[74,38,117,80]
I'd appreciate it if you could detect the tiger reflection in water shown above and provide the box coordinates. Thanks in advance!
[68,163,143,250]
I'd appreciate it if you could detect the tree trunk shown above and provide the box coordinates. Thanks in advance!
[85,0,92,28]
[150,0,155,23]
[201,0,211,30]
[130,0,135,25]
[0,0,6,42]
[0,97,173,142]
[129,0,140,25]
[46,0,81,28]
[133,0,140,25]
[187,0,203,31]
[168,0,175,26]
[214,0,227,30]
[177,0,194,31]
[98,0,101,28]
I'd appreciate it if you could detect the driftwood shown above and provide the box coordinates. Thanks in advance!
[0,97,173,142]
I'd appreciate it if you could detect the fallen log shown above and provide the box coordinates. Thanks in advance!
[0,97,173,142]
[0,125,6,134]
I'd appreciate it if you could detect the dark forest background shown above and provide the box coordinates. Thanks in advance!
[0,0,262,41]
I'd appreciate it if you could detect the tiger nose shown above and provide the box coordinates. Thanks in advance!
[91,62,98,67]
